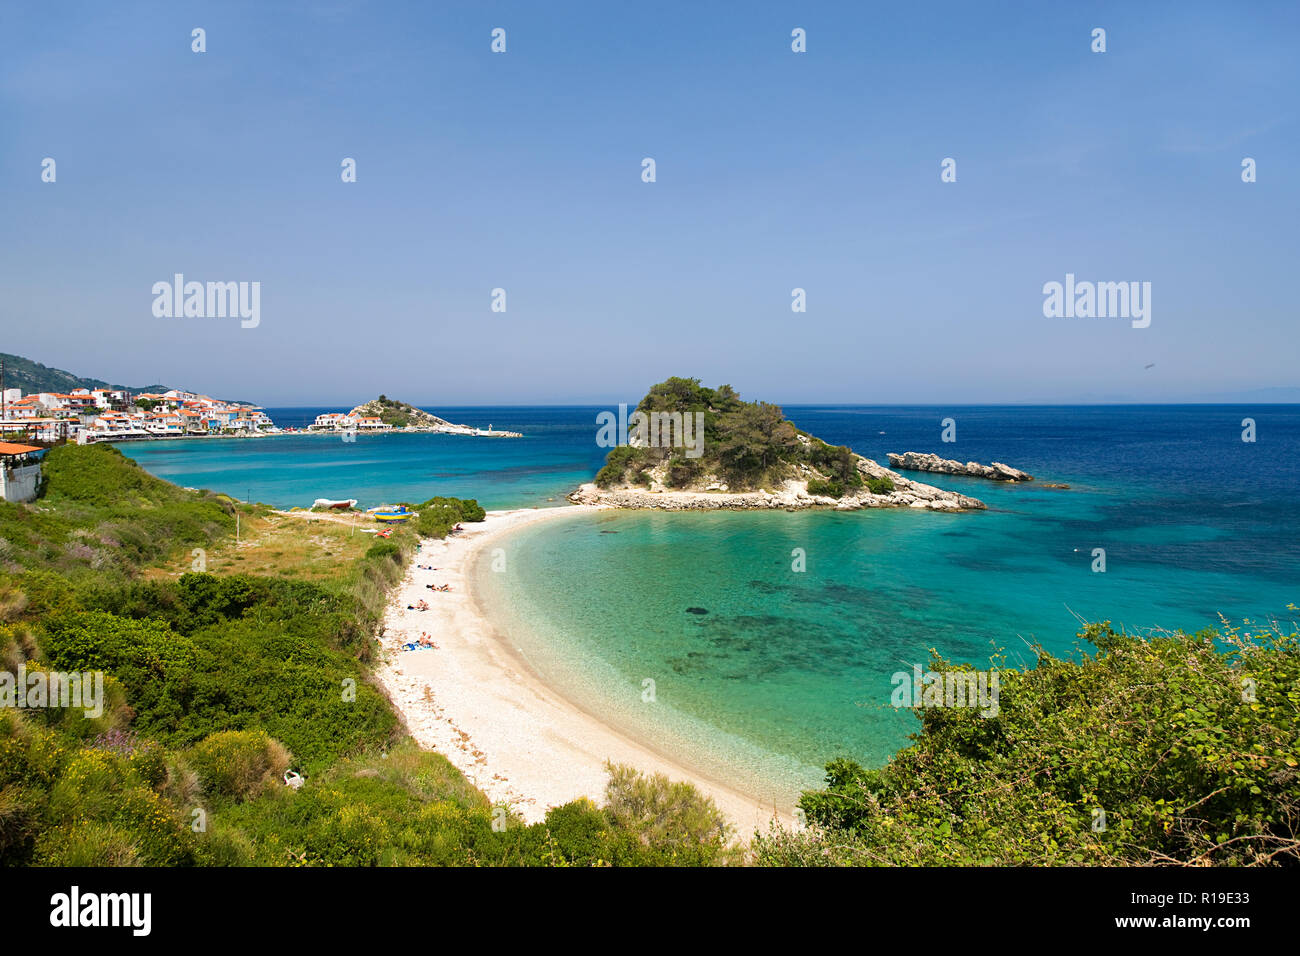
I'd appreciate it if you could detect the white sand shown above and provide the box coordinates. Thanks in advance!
[372,506,793,836]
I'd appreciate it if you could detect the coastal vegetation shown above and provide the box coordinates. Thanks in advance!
[0,443,235,581]
[363,396,421,428]
[756,621,1300,866]
[350,396,455,430]
[406,495,487,539]
[0,444,732,866]
[593,376,889,497]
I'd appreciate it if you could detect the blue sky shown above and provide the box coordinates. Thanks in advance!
[2,1,1297,405]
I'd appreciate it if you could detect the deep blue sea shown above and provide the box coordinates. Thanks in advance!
[123,405,1300,803]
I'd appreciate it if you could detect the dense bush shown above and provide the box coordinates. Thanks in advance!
[804,440,863,492]
[0,712,201,866]
[188,730,291,801]
[864,474,895,495]
[806,477,844,498]
[38,581,399,770]
[595,444,650,488]
[416,496,486,523]
[406,496,486,539]
[665,456,703,489]
[756,620,1300,866]
[602,763,737,864]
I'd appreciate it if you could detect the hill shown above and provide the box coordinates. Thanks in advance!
[0,352,168,396]
[346,396,522,436]
[574,377,983,511]
[348,396,460,430]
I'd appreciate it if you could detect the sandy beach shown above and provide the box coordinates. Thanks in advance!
[372,505,793,835]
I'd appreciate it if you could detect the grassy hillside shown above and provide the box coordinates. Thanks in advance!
[0,445,734,866]
[0,352,166,396]
[0,444,235,584]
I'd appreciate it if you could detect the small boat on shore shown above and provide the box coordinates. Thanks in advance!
[313,498,357,510]
[373,505,414,523]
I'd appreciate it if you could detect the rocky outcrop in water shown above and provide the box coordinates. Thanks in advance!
[347,397,522,437]
[887,452,1033,482]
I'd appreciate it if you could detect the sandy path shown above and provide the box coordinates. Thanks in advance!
[372,505,792,837]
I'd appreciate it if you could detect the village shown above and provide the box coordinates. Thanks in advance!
[0,386,280,445]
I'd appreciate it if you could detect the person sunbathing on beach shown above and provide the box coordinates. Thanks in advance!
[406,599,430,611]
[418,633,438,648]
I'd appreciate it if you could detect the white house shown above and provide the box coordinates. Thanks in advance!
[312,412,351,430]
[0,442,43,503]
[7,399,44,419]
[36,392,72,411]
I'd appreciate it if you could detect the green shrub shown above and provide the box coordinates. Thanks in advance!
[416,497,486,523]
[665,457,701,489]
[865,474,895,495]
[804,441,863,491]
[35,821,142,867]
[365,540,402,562]
[413,506,459,539]
[595,445,649,488]
[602,762,734,864]
[806,477,843,498]
[188,730,291,801]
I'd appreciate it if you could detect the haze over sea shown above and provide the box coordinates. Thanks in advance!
[123,404,1300,799]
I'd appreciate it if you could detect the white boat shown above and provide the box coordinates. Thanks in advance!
[313,498,357,510]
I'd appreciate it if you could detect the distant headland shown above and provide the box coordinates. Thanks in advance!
[308,396,522,437]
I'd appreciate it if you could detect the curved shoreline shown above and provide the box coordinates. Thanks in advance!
[372,505,793,835]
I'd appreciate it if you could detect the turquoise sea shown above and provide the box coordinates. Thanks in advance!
[123,405,1300,802]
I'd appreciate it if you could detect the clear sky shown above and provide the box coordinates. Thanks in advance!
[2,1,1297,405]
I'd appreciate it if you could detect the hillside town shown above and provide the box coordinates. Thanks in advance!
[0,386,279,444]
